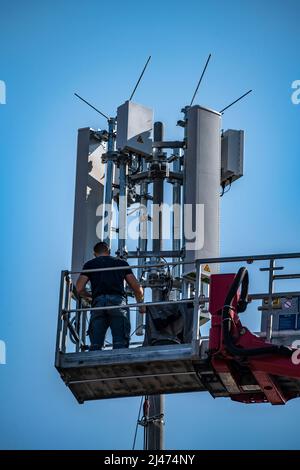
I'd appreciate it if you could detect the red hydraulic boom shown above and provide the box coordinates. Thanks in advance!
[208,268,300,405]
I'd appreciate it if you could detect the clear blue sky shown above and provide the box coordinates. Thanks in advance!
[0,0,300,450]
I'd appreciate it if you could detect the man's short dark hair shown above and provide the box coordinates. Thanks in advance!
[94,241,110,255]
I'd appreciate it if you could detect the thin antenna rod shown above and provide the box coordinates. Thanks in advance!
[74,93,109,120]
[129,55,151,101]
[219,89,252,114]
[190,53,212,106]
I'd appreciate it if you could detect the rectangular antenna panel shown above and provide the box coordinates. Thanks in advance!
[221,129,244,185]
[183,105,221,276]
[71,128,106,276]
[117,100,153,156]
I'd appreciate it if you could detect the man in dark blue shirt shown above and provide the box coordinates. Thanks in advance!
[76,241,144,350]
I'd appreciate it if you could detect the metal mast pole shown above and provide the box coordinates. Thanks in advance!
[145,121,165,450]
[118,158,127,257]
[104,117,116,246]
[181,108,189,298]
[136,159,149,336]
[172,148,182,284]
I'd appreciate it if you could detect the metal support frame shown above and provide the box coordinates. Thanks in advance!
[172,148,182,285]
[192,260,201,353]
[55,270,66,367]
[265,259,275,341]
[136,158,149,336]
[181,107,189,298]
[127,250,182,259]
[103,117,116,246]
[152,122,165,254]
[61,275,72,354]
[55,252,300,412]
[56,251,300,356]
[118,157,127,257]
[147,121,165,451]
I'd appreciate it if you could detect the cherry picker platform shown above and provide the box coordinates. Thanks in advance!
[55,253,300,405]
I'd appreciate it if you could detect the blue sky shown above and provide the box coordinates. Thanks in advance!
[0,0,300,449]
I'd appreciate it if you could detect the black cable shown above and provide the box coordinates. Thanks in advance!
[222,267,292,357]
[129,56,151,101]
[219,89,252,114]
[68,316,78,344]
[160,257,172,299]
[143,395,149,450]
[131,156,142,175]
[220,177,232,197]
[190,53,212,106]
[132,396,143,450]
[224,178,232,194]
[74,93,109,120]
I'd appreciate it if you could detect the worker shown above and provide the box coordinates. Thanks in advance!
[76,241,145,350]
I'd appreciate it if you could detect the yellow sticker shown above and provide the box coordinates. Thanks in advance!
[203,264,211,273]
[272,298,281,307]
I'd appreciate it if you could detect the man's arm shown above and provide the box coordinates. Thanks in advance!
[125,273,146,314]
[76,275,92,301]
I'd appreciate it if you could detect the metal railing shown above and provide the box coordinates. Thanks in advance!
[55,252,300,361]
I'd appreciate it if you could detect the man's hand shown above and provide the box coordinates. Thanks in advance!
[137,294,146,314]
[139,305,146,314]
[76,274,92,301]
[80,297,92,309]
[125,273,146,314]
